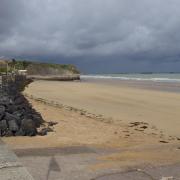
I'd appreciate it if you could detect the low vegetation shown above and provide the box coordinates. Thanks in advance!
[0,59,80,75]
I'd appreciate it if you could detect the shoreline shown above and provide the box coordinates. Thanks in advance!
[81,77,180,93]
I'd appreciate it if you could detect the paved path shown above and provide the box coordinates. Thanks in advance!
[0,140,34,180]
[14,146,180,180]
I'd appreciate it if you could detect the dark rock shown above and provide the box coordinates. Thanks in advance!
[15,105,23,110]
[8,119,19,132]
[38,129,48,136]
[16,104,27,111]
[0,96,11,106]
[47,121,58,127]
[12,110,24,118]
[5,112,20,122]
[15,128,25,136]
[0,76,44,136]
[23,113,33,119]
[14,96,25,105]
[9,98,14,105]
[46,127,53,132]
[5,130,14,137]
[0,120,8,136]
[135,128,144,132]
[140,126,148,129]
[32,114,44,127]
[159,140,169,143]
[0,106,5,120]
[16,117,23,127]
[21,119,37,136]
[129,121,148,127]
[6,105,17,114]
[0,120,8,130]
[38,127,53,136]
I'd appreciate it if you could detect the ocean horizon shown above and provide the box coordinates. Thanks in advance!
[81,73,180,83]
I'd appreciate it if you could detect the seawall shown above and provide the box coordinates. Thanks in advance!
[0,74,44,137]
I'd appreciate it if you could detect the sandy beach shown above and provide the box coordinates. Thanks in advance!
[3,79,180,175]
[24,79,180,137]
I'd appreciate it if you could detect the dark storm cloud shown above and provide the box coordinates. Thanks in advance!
[0,0,24,39]
[0,0,180,72]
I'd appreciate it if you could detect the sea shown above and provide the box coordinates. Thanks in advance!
[81,73,180,93]
[81,73,180,83]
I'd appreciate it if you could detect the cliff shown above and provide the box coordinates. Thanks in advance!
[0,60,80,81]
[0,60,80,75]
[17,61,80,75]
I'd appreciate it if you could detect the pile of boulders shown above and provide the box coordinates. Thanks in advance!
[0,92,44,136]
[0,74,55,137]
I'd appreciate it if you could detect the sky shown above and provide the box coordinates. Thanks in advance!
[1,0,180,73]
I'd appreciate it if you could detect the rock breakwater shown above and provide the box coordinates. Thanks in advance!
[0,75,45,137]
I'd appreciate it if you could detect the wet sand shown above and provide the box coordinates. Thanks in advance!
[82,78,180,93]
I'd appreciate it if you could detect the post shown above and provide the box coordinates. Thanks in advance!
[6,62,8,75]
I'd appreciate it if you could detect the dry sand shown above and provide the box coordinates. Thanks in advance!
[3,80,180,168]
[25,80,180,136]
[3,97,180,167]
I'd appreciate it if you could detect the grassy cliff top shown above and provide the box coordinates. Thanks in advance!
[0,60,80,75]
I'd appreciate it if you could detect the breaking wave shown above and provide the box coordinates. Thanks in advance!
[81,74,180,83]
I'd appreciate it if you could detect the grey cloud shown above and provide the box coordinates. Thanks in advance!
[0,0,180,72]
[0,0,24,39]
